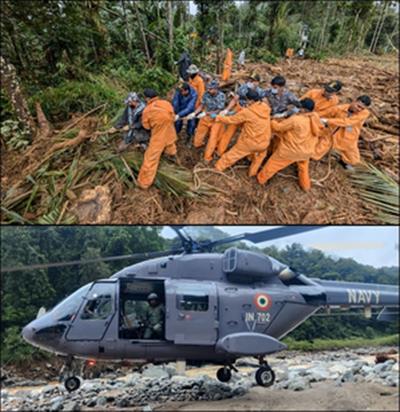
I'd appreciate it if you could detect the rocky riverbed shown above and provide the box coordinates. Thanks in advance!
[1,347,398,411]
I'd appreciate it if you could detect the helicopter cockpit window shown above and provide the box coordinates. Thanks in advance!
[177,294,209,312]
[52,283,91,322]
[81,283,114,320]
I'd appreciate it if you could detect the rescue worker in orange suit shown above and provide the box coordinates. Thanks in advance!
[301,80,342,117]
[316,95,371,170]
[214,89,271,177]
[257,98,322,191]
[217,74,265,156]
[192,80,226,162]
[137,88,178,189]
[187,64,206,109]
[221,48,233,81]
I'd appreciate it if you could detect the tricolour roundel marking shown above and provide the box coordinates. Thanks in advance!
[254,293,272,311]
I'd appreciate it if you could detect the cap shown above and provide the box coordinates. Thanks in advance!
[143,88,158,98]
[124,92,139,104]
[207,79,219,89]
[147,293,159,301]
[246,89,260,101]
[300,98,315,112]
[324,80,342,93]
[187,64,200,74]
[250,73,261,82]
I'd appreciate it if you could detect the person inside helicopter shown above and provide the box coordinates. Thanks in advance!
[119,281,165,340]
[143,293,165,340]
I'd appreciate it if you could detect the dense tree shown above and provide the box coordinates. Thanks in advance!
[1,0,397,126]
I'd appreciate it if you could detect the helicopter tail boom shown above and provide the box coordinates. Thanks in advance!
[308,278,399,320]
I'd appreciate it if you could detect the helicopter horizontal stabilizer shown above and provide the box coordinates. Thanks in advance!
[216,332,287,356]
[377,307,399,323]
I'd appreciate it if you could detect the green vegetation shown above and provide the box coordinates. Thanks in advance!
[284,334,399,351]
[351,163,399,225]
[1,1,398,126]
[1,226,398,365]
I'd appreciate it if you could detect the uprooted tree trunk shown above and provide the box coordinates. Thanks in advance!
[0,55,36,137]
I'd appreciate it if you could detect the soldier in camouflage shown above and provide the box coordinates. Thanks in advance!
[113,92,148,151]
[263,76,300,117]
[143,293,165,340]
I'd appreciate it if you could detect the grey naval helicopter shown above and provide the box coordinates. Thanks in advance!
[9,226,398,392]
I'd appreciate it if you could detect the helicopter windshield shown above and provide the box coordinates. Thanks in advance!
[51,283,92,322]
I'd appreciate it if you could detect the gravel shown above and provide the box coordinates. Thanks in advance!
[2,347,398,411]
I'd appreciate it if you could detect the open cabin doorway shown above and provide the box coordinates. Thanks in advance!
[119,278,165,340]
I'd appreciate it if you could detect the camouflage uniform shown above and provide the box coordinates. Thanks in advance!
[143,303,165,339]
[201,91,226,112]
[263,88,300,115]
[115,100,148,144]
[237,83,265,107]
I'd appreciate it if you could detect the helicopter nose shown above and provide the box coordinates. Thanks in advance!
[22,324,36,344]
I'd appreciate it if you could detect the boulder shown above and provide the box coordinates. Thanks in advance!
[373,360,395,374]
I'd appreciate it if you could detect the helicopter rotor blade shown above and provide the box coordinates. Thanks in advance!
[202,226,324,250]
[0,248,184,273]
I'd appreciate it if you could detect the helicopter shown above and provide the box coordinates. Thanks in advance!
[4,226,398,392]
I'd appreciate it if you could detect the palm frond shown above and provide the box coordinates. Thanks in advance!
[350,163,399,224]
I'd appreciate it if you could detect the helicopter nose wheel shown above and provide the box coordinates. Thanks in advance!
[216,366,232,382]
[64,376,81,392]
[255,362,275,387]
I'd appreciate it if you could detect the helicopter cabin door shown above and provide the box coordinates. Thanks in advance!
[66,280,117,341]
[165,279,218,345]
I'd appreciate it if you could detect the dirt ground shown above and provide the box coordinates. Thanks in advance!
[159,382,399,411]
[1,54,398,224]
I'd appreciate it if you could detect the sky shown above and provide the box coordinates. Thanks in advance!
[161,226,399,268]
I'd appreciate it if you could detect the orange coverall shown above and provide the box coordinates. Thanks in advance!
[217,102,243,156]
[137,97,177,189]
[221,48,233,81]
[285,48,294,58]
[301,89,339,117]
[189,74,206,109]
[215,101,271,176]
[313,104,370,164]
[193,115,224,162]
[257,112,322,191]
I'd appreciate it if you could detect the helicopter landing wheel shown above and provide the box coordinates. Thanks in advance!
[216,367,232,383]
[64,376,81,392]
[255,365,275,387]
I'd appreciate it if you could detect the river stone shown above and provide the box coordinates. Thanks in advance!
[340,370,354,383]
[63,400,80,411]
[360,365,373,376]
[374,360,396,374]
[385,374,399,387]
[142,366,169,380]
[50,396,65,411]
[307,366,330,382]
[165,364,177,377]
[287,377,310,391]
[96,396,107,406]
[126,372,142,385]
